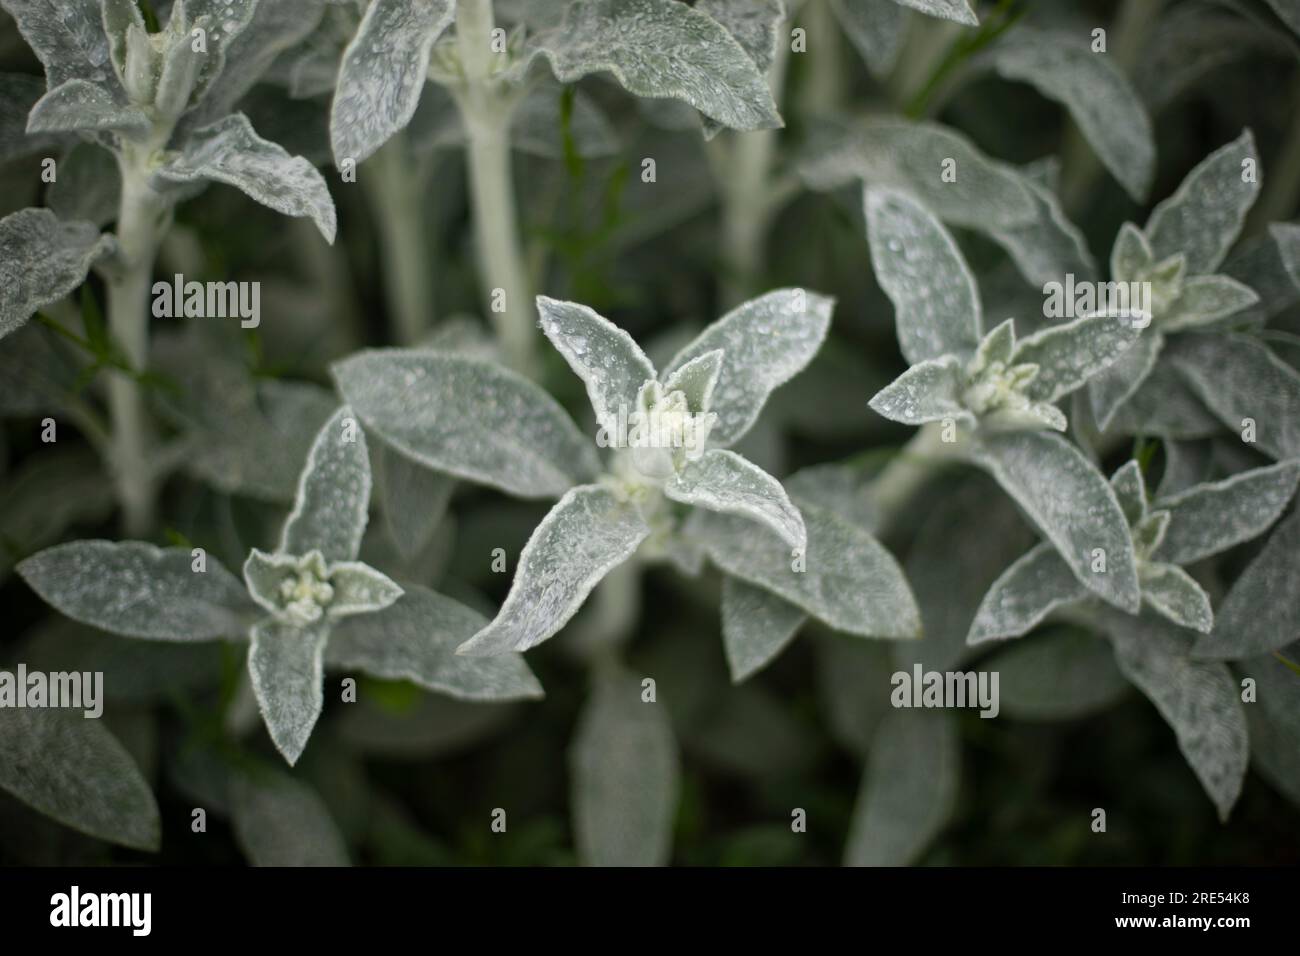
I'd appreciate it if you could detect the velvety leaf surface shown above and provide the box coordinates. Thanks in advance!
[281,406,372,564]
[721,576,807,682]
[665,449,806,549]
[0,208,115,339]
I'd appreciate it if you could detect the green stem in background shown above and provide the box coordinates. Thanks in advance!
[712,21,794,307]
[1060,0,1164,209]
[797,0,844,118]
[365,135,438,345]
[903,0,1023,120]
[1249,72,1300,231]
[105,155,170,538]
[454,0,535,375]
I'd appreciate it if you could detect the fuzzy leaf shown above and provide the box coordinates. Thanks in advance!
[570,668,680,866]
[1109,459,1148,527]
[891,0,977,25]
[0,73,62,161]
[661,348,724,414]
[866,187,981,364]
[1145,130,1260,276]
[1110,221,1154,280]
[1140,561,1213,633]
[1195,509,1300,660]
[27,78,150,135]
[1162,275,1260,332]
[1154,460,1300,566]
[971,430,1141,612]
[328,562,404,618]
[0,208,116,339]
[665,449,805,550]
[1106,609,1248,821]
[868,355,971,426]
[967,542,1086,645]
[247,618,329,765]
[992,167,1097,286]
[662,289,832,446]
[47,141,120,227]
[990,628,1129,721]
[327,585,543,700]
[229,765,350,866]
[158,113,337,243]
[330,0,454,165]
[538,296,657,435]
[696,0,784,75]
[0,0,113,88]
[19,540,254,641]
[802,120,1037,231]
[721,576,807,682]
[532,0,782,132]
[1167,334,1300,460]
[457,485,651,655]
[844,709,959,866]
[688,497,920,639]
[0,706,160,851]
[983,28,1154,201]
[374,441,455,558]
[1010,313,1143,404]
[830,0,906,76]
[281,406,372,564]
[1086,328,1163,431]
[334,350,601,498]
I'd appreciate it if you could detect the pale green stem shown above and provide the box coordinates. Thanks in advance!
[1061,0,1165,209]
[455,0,535,375]
[714,25,793,307]
[106,155,169,537]
[869,422,966,534]
[365,135,437,345]
[798,0,844,117]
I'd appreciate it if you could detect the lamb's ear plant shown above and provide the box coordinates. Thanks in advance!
[17,406,541,766]
[329,0,781,369]
[1087,130,1264,431]
[862,185,1144,612]
[1,0,338,535]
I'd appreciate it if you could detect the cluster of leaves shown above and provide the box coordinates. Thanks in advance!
[2,0,1300,867]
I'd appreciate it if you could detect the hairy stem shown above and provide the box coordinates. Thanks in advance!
[365,136,436,345]
[714,24,793,307]
[798,0,844,117]
[455,0,535,374]
[870,422,965,534]
[106,161,169,537]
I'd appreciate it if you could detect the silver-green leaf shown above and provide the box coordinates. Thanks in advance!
[247,618,330,766]
[1154,460,1300,566]
[0,208,116,339]
[721,575,807,682]
[967,542,1086,645]
[665,449,805,550]
[281,405,372,564]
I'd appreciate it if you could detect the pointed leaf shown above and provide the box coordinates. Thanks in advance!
[537,296,657,435]
[1140,561,1213,633]
[967,542,1087,645]
[570,667,680,866]
[27,78,150,135]
[989,627,1129,721]
[992,167,1097,286]
[0,208,116,339]
[531,0,782,132]
[1106,609,1248,821]
[866,187,981,364]
[247,618,329,766]
[1145,130,1260,275]
[1195,509,1300,660]
[327,585,543,700]
[229,764,350,866]
[688,498,920,639]
[1087,328,1163,430]
[892,0,977,25]
[0,706,160,851]
[374,441,455,558]
[844,709,959,866]
[333,350,601,498]
[158,113,337,243]
[457,485,651,655]
[665,449,805,550]
[328,561,404,619]
[721,576,807,682]
[18,540,254,641]
[0,0,114,88]
[1162,275,1260,332]
[971,430,1141,612]
[662,289,832,447]
[1154,460,1300,565]
[330,0,455,165]
[661,349,723,414]
[1110,222,1154,280]
[868,355,972,426]
[281,405,372,564]
[1011,313,1144,404]
[1109,460,1148,527]
[983,28,1154,200]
